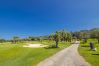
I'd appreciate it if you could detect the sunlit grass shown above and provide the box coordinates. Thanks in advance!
[79,39,99,66]
[0,41,71,66]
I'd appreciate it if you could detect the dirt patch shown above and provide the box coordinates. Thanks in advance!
[23,44,47,48]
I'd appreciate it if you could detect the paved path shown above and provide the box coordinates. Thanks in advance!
[37,41,90,66]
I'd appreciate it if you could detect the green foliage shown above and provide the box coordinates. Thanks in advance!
[73,28,99,41]
[0,39,6,43]
[11,36,20,44]
[49,30,72,48]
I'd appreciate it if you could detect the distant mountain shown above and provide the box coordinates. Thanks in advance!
[76,28,99,33]
[90,28,99,31]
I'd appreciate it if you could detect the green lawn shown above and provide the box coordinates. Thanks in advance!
[79,39,99,66]
[0,41,71,66]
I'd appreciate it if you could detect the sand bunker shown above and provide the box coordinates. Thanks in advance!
[23,44,47,48]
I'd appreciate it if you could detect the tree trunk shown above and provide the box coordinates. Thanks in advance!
[98,38,99,43]
[56,40,59,48]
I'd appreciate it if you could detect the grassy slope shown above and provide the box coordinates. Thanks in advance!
[0,41,71,66]
[79,39,99,66]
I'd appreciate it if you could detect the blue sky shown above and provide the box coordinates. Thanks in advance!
[0,0,99,39]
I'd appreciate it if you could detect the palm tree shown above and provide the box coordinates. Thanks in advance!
[53,31,60,48]
[60,30,66,42]
[67,32,72,42]
[12,36,20,44]
[59,30,72,42]
[49,31,60,48]
[49,30,72,48]
[49,33,54,41]
[0,39,5,43]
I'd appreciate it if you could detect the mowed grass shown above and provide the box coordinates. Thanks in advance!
[79,39,99,66]
[0,41,71,66]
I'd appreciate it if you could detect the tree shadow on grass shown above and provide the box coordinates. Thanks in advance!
[92,54,99,55]
[44,44,59,49]
[81,45,89,47]
[44,47,58,49]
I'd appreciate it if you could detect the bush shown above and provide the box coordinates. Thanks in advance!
[45,44,57,49]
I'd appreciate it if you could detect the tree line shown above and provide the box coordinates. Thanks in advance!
[72,28,99,43]
[1,28,99,48]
